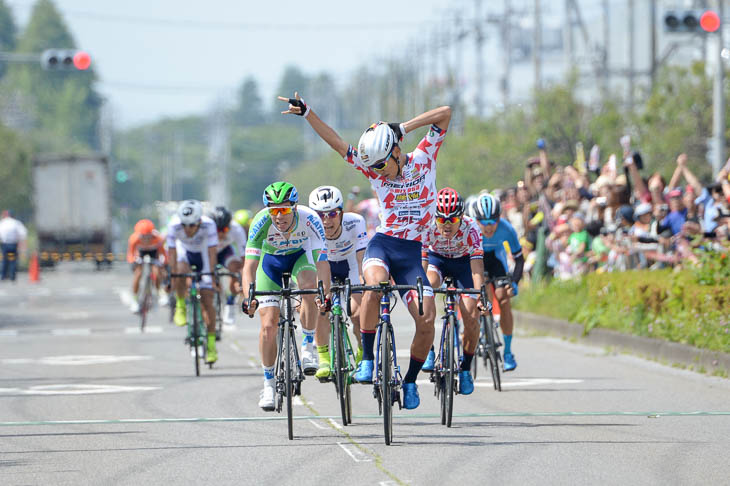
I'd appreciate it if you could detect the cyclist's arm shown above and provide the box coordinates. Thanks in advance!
[208,245,218,272]
[315,259,332,297]
[241,258,258,302]
[511,253,525,285]
[402,106,452,133]
[470,258,485,291]
[168,245,177,273]
[126,234,138,264]
[356,249,365,284]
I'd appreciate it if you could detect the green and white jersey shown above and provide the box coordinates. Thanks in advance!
[245,206,327,261]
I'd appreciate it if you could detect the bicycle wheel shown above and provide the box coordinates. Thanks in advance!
[214,290,223,341]
[485,315,501,391]
[191,298,200,377]
[445,314,456,427]
[333,314,348,426]
[381,324,393,445]
[139,274,150,332]
[285,318,294,440]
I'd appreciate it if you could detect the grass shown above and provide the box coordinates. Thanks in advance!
[515,265,730,353]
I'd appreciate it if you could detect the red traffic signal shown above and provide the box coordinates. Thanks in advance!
[700,10,721,33]
[73,51,91,70]
[40,49,91,71]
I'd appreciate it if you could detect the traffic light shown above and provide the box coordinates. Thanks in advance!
[664,10,721,34]
[40,49,91,71]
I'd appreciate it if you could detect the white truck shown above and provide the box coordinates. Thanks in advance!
[33,154,112,267]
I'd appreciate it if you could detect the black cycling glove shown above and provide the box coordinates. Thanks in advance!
[388,122,405,142]
[288,97,310,117]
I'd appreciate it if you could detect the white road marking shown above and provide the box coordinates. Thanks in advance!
[27,287,52,297]
[293,396,313,406]
[0,329,19,337]
[0,384,159,396]
[58,311,91,320]
[337,442,372,462]
[116,289,136,308]
[229,342,241,353]
[327,418,343,430]
[307,418,329,430]
[125,326,163,334]
[0,355,153,366]
[67,287,93,296]
[51,328,91,336]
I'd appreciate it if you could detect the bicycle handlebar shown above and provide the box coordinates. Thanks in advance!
[346,276,425,316]
[243,280,326,318]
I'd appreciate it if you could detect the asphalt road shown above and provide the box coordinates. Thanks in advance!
[1,265,729,486]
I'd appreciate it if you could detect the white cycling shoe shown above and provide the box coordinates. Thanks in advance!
[258,383,275,411]
[129,301,140,314]
[301,343,318,376]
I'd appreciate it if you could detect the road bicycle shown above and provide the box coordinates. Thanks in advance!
[212,265,241,341]
[474,275,510,392]
[347,278,424,446]
[325,279,358,426]
[431,277,486,427]
[137,255,155,332]
[171,268,214,377]
[246,272,324,440]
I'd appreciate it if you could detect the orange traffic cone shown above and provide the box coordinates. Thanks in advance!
[29,252,40,283]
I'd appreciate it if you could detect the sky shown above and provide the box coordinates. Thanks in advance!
[9,0,455,127]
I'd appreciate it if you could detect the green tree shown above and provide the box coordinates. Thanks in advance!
[4,0,101,150]
[0,0,17,78]
[233,76,264,127]
[0,122,32,218]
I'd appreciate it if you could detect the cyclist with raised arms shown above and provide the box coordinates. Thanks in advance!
[467,194,524,372]
[241,182,331,411]
[308,185,368,380]
[279,92,451,409]
[167,200,220,364]
[209,206,247,323]
[420,187,485,394]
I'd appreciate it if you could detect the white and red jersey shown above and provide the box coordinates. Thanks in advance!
[344,124,446,242]
[422,215,484,260]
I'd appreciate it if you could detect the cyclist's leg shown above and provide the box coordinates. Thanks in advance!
[361,235,391,362]
[254,257,283,398]
[131,263,142,295]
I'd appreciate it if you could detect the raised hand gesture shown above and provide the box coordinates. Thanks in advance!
[277,91,309,117]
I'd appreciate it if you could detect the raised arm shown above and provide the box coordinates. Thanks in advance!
[279,92,349,157]
[667,154,686,191]
[718,158,730,200]
[401,105,451,133]
[680,156,704,195]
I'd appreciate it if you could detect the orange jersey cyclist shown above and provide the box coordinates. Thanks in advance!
[127,219,168,313]
[280,91,451,409]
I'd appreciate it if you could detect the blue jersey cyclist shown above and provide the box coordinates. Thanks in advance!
[280,91,452,409]
[308,185,369,381]
[467,193,525,372]
[241,182,331,411]
[420,187,485,395]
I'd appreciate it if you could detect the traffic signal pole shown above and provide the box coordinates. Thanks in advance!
[711,1,724,178]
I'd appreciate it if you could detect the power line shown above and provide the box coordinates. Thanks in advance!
[9,2,425,31]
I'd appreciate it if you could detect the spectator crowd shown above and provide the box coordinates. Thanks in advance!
[492,139,730,282]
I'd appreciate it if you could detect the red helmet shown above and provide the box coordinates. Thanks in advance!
[436,187,464,218]
[134,219,155,235]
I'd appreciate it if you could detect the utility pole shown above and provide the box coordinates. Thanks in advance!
[711,0,725,177]
[564,0,574,69]
[533,0,542,91]
[627,0,635,111]
[649,0,657,90]
[206,107,229,207]
[602,0,610,97]
[474,0,484,117]
[500,0,513,107]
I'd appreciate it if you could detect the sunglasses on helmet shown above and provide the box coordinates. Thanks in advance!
[435,215,461,225]
[268,206,294,216]
[317,210,340,219]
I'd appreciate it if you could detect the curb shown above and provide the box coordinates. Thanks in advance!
[514,310,730,376]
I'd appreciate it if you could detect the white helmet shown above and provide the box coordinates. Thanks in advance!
[357,122,397,168]
[178,199,202,225]
[309,185,344,211]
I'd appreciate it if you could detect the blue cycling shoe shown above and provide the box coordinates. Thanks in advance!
[353,359,374,383]
[503,352,517,372]
[403,382,420,409]
[421,349,435,372]
[458,370,474,395]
